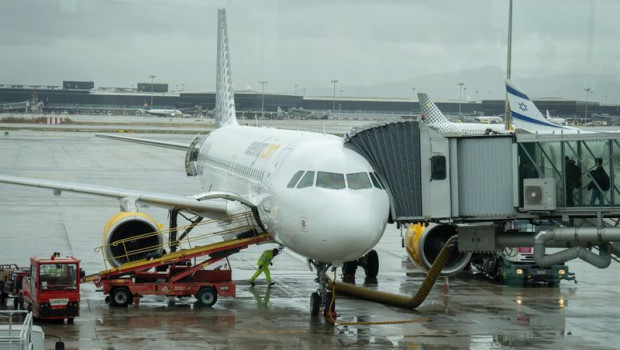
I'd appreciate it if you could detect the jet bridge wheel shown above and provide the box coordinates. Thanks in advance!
[110,287,133,307]
[196,287,218,307]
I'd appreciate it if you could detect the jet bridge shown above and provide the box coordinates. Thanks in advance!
[345,121,620,224]
[346,121,620,272]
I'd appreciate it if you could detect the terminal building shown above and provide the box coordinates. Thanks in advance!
[1,80,619,123]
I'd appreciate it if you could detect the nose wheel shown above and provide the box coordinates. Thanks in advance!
[308,260,336,317]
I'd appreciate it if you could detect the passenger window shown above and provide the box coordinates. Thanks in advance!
[316,172,345,190]
[297,171,315,188]
[347,172,372,190]
[287,170,305,188]
[431,155,447,180]
[369,172,384,189]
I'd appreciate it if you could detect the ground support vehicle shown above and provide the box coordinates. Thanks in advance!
[472,247,575,286]
[497,259,574,286]
[18,254,81,322]
[84,234,272,307]
[0,264,27,307]
[1,267,29,308]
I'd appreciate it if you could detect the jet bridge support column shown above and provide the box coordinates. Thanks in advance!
[460,225,620,269]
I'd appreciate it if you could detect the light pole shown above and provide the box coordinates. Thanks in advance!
[412,87,416,116]
[149,75,156,108]
[504,0,513,131]
[331,79,338,113]
[294,84,298,95]
[259,81,267,119]
[584,88,593,123]
[457,82,464,117]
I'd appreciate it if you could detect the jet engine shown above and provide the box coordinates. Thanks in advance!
[405,223,471,275]
[102,212,163,267]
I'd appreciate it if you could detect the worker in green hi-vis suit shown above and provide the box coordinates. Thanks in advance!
[249,248,280,286]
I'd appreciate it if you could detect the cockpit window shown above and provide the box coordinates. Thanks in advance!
[347,172,372,190]
[316,172,346,190]
[296,171,315,188]
[369,172,384,189]
[287,170,305,188]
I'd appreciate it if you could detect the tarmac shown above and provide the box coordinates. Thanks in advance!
[1,126,620,349]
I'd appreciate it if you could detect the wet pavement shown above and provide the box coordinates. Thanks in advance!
[1,129,620,349]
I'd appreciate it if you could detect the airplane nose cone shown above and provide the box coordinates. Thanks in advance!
[313,197,387,262]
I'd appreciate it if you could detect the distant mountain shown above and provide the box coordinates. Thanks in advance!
[315,66,620,103]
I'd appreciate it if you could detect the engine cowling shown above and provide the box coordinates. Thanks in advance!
[102,212,163,267]
[405,223,471,275]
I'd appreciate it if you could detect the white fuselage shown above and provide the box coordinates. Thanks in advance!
[429,121,508,134]
[196,126,390,263]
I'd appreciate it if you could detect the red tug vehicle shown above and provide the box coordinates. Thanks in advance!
[18,253,81,322]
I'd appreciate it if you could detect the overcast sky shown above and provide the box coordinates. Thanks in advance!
[1,0,619,101]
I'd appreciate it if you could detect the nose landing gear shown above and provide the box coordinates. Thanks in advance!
[308,260,336,317]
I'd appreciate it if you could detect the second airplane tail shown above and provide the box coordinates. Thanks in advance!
[417,93,452,127]
[506,79,570,132]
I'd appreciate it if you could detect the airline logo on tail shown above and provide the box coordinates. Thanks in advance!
[418,92,509,134]
[418,93,457,133]
[506,80,573,132]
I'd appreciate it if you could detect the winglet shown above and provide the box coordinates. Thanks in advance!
[417,93,451,126]
[215,9,238,128]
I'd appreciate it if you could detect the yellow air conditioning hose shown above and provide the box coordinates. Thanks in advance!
[325,235,458,325]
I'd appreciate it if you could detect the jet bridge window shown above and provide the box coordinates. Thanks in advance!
[316,172,346,190]
[347,172,372,190]
[287,170,305,188]
[297,171,315,188]
[430,155,446,180]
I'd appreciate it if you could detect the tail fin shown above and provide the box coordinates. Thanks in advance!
[417,93,452,126]
[506,79,567,131]
[215,9,238,128]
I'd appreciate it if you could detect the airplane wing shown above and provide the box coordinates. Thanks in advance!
[95,134,190,151]
[0,174,229,214]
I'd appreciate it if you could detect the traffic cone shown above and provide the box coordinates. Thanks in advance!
[443,276,450,294]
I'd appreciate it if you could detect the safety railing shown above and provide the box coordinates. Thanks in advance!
[0,310,33,350]
[94,211,258,271]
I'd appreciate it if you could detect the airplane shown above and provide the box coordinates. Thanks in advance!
[506,80,584,134]
[417,93,511,134]
[473,115,503,124]
[139,107,184,118]
[545,110,567,126]
[0,9,390,316]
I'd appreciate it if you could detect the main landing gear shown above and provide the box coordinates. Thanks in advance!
[307,260,336,317]
[342,249,379,284]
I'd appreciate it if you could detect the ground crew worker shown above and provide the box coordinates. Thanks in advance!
[249,248,279,286]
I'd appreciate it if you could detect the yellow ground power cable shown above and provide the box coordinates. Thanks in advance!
[325,235,458,326]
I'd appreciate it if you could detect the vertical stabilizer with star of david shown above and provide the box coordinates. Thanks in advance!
[215,9,238,129]
[506,79,570,132]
